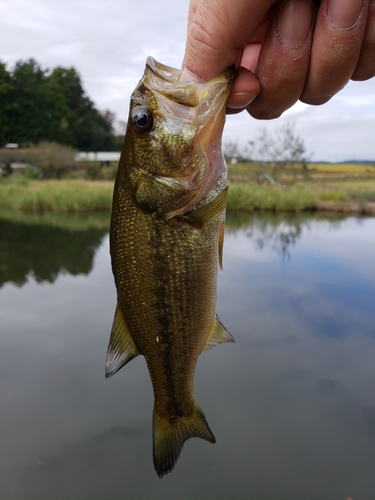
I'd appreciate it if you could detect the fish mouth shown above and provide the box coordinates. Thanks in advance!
[145,56,235,109]
[145,57,181,83]
[146,56,234,86]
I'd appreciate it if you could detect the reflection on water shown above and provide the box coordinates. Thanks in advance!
[226,210,345,259]
[0,210,109,288]
[1,211,375,500]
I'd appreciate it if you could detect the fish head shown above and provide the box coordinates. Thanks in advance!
[121,57,234,218]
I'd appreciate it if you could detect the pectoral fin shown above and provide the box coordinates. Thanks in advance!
[105,302,140,378]
[203,314,234,352]
[186,187,228,228]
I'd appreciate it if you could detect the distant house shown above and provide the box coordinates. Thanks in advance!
[8,162,28,173]
[0,147,24,175]
[0,148,39,176]
[75,152,121,165]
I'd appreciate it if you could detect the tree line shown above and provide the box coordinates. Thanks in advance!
[0,58,123,151]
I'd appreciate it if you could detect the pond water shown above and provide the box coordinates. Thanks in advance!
[1,210,375,500]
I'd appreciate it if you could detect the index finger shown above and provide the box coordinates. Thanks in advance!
[181,0,276,82]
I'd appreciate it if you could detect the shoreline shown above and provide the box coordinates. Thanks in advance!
[0,178,375,215]
[315,200,375,215]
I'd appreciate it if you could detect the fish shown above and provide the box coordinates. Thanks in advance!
[106,57,235,478]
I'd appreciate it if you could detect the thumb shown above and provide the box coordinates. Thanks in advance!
[181,0,276,82]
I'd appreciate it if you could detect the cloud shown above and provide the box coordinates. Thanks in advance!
[224,78,375,162]
[1,0,375,161]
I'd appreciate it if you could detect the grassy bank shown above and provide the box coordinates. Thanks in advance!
[227,161,375,214]
[1,162,375,214]
[0,178,113,212]
[227,182,375,213]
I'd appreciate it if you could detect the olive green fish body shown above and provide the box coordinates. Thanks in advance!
[106,58,234,477]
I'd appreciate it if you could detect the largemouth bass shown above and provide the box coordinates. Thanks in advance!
[106,57,234,478]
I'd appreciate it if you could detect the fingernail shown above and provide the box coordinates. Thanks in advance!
[277,0,314,49]
[328,0,364,30]
[180,67,204,83]
[227,92,256,110]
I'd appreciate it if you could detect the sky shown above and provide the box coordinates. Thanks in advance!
[1,0,375,162]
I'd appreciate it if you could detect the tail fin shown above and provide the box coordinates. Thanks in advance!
[153,406,216,478]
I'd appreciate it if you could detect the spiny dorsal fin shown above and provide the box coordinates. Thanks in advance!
[203,314,235,352]
[153,405,215,478]
[186,187,228,227]
[105,302,140,378]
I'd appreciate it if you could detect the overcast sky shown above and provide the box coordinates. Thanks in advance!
[2,0,375,162]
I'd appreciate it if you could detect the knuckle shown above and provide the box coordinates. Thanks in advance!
[247,105,284,120]
[299,92,333,106]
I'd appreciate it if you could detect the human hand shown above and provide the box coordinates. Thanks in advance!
[180,0,375,119]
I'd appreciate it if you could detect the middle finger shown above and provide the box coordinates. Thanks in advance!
[247,0,316,119]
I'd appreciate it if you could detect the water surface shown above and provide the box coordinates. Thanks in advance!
[1,211,375,500]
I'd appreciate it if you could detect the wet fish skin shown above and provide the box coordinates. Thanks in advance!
[106,57,234,478]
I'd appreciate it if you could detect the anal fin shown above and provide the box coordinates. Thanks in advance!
[203,314,234,352]
[105,302,140,378]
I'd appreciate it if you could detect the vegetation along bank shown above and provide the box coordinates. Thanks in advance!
[1,161,375,214]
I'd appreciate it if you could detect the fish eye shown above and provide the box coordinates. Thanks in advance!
[132,107,153,134]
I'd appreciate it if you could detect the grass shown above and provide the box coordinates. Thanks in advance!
[308,162,375,175]
[226,162,375,214]
[0,178,113,212]
[228,161,375,181]
[227,183,320,212]
[1,162,375,214]
[227,182,375,213]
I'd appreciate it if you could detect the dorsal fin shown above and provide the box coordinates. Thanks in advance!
[203,314,234,352]
[105,302,140,378]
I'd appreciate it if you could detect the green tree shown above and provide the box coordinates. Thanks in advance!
[1,58,119,151]
[8,58,48,144]
[0,60,15,146]
[42,66,116,151]
[40,67,75,145]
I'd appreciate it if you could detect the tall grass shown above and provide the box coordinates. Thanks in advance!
[227,181,375,213]
[228,183,320,212]
[1,175,375,214]
[0,179,113,212]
